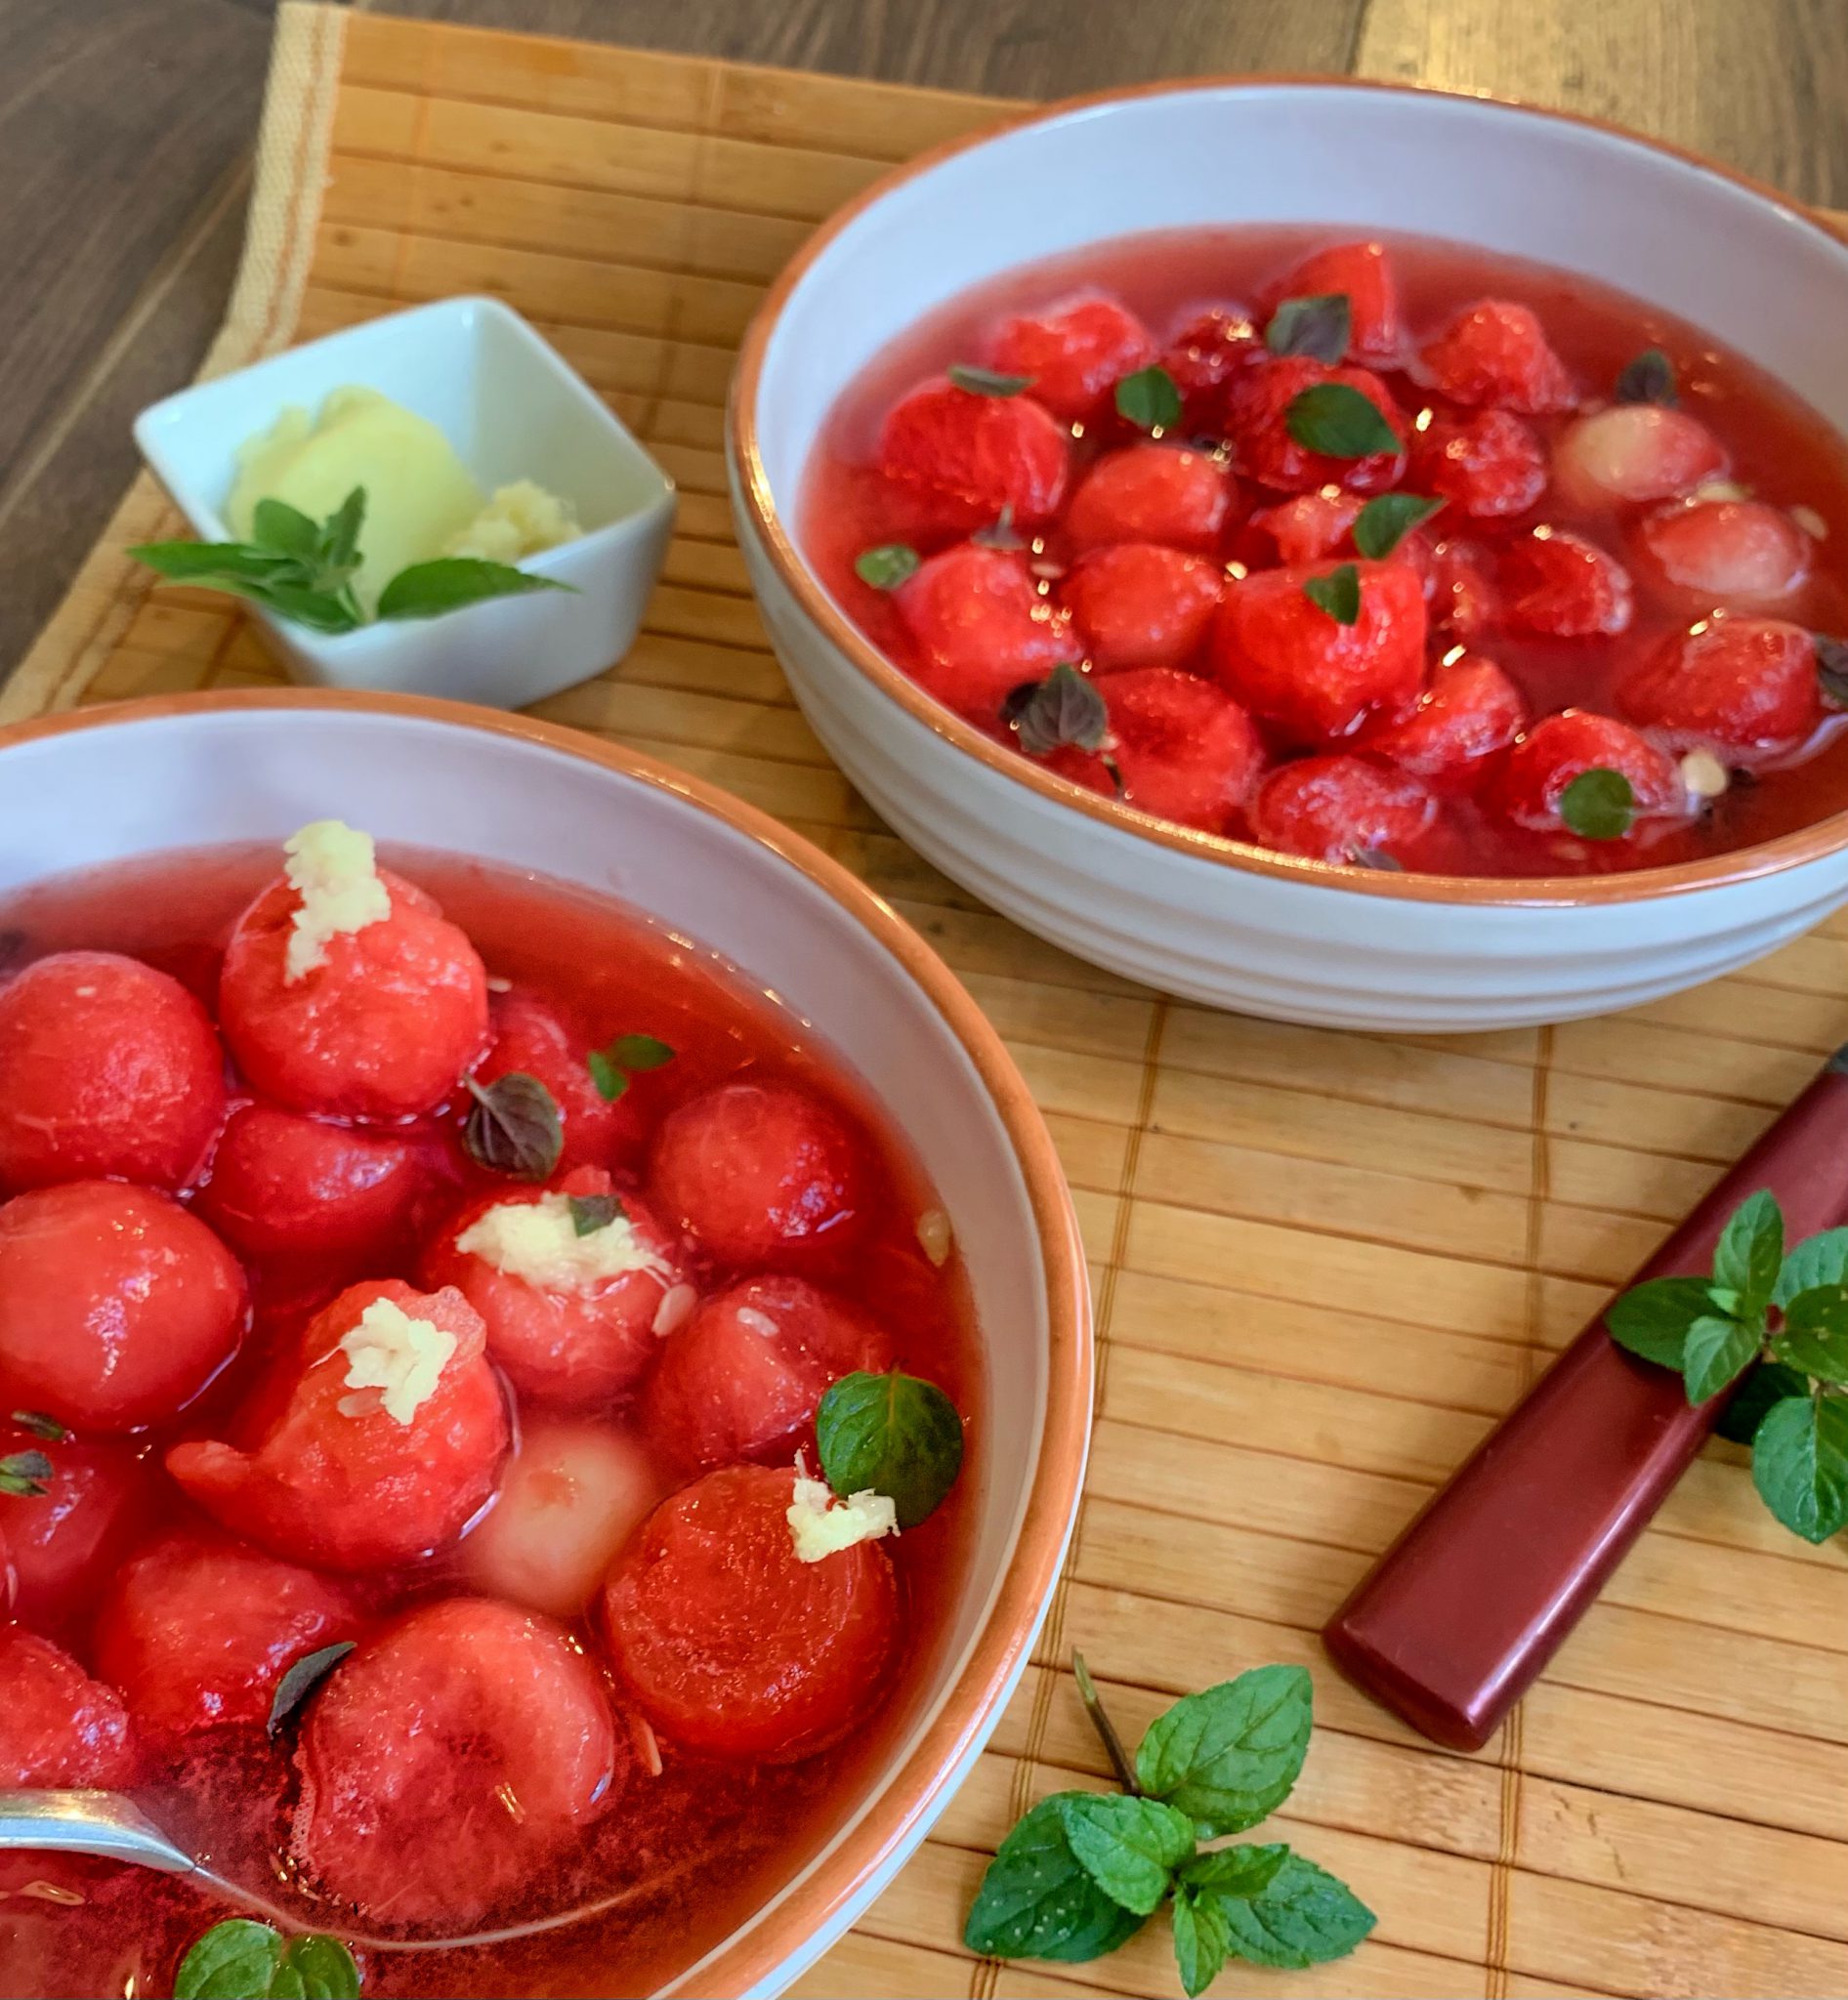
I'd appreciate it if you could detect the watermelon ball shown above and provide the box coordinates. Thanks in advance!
[602,1463,899,1763]
[218,821,488,1122]
[650,1080,870,1270]
[0,951,226,1194]
[291,1597,620,1929]
[0,1420,151,1633]
[166,1278,509,1572]
[643,1275,895,1475]
[95,1531,360,1736]
[0,1183,246,1433]
[0,1625,137,1787]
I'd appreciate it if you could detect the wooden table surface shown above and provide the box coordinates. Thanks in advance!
[3,0,1846,681]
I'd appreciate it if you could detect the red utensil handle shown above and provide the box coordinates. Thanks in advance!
[1323,1051,1848,1751]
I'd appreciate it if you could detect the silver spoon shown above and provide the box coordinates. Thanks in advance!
[0,1788,682,1951]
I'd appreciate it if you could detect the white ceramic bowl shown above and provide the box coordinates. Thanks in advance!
[730,81,1848,1031]
[0,690,1091,2000]
[135,298,676,710]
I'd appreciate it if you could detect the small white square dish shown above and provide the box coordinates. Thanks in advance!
[133,296,675,710]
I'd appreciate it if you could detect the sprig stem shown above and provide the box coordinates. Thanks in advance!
[1072,1649,1140,1796]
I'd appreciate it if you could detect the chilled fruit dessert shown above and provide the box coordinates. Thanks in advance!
[802,227,1848,876]
[0,825,979,2000]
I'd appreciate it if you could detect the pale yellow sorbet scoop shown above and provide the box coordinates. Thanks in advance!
[227,387,579,611]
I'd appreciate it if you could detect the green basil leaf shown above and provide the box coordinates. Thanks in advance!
[1616,349,1677,407]
[1171,1884,1232,1999]
[1683,1314,1763,1404]
[1713,1189,1784,1316]
[1058,1794,1195,1916]
[9,1409,69,1442]
[1209,1852,1377,1969]
[0,1449,53,1498]
[251,499,324,562]
[1265,293,1350,365]
[1283,382,1399,458]
[1774,1226,1848,1308]
[1558,768,1635,841]
[1751,1393,1848,1543]
[1775,1285,1848,1384]
[854,543,920,591]
[267,1641,355,1738]
[963,1794,1150,1962]
[609,1033,674,1072]
[277,1936,360,2000]
[1301,562,1362,626]
[1003,663,1109,758]
[1134,1663,1313,1838]
[1114,364,1183,434]
[569,1192,623,1237]
[317,487,367,578]
[586,1050,628,1101]
[462,1070,564,1182]
[1352,492,1445,561]
[816,1369,964,1528]
[174,1921,286,1999]
[1604,1275,1715,1369]
[948,362,1034,396]
[1715,1360,1813,1445]
[376,558,570,622]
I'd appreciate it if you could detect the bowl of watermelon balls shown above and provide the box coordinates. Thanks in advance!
[730,77,1848,1030]
[0,690,1090,2000]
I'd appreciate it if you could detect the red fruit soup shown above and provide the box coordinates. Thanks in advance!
[0,832,982,2000]
[800,226,1848,876]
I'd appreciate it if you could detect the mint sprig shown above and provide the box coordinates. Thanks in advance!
[816,1368,964,1528]
[130,486,571,635]
[966,1653,1374,1995]
[586,1031,675,1103]
[1606,1188,1848,1542]
[174,1919,358,2000]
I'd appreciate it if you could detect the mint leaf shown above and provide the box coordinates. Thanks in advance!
[1353,492,1444,561]
[816,1369,964,1528]
[376,558,570,622]
[1171,1884,1231,1999]
[1683,1314,1763,1404]
[1716,1360,1812,1445]
[569,1192,623,1237]
[1605,1275,1714,1369]
[1775,1286,1848,1384]
[1713,1189,1784,1316]
[1135,1663,1313,1837]
[963,1795,1149,1962]
[129,541,304,583]
[9,1409,68,1442]
[854,543,920,591]
[1616,349,1677,407]
[1004,664,1109,758]
[1283,382,1399,458]
[278,1936,360,2000]
[175,1921,285,1999]
[586,1050,626,1100]
[1265,293,1350,365]
[317,488,366,578]
[609,1033,674,1072]
[1559,768,1635,841]
[1060,1794,1195,1916]
[1178,1842,1289,1898]
[1774,1226,1848,1308]
[949,362,1033,396]
[1208,1852,1376,1969]
[462,1070,563,1182]
[0,1449,52,1498]
[251,498,322,562]
[1302,563,1362,626]
[1752,1393,1848,1543]
[267,1641,355,1738]
[1114,365,1183,434]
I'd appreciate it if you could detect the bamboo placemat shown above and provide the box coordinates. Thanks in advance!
[11,8,1848,1995]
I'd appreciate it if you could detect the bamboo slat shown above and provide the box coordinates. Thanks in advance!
[15,7,1848,1994]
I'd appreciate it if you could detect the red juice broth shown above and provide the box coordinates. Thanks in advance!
[0,845,986,2000]
[799,224,1848,876]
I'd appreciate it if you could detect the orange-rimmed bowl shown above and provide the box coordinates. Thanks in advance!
[0,689,1091,1998]
[730,78,1848,1030]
